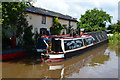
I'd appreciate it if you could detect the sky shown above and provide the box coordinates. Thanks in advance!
[33,0,119,25]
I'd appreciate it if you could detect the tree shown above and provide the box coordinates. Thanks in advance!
[0,2,2,24]
[78,8,112,32]
[23,25,34,48]
[107,24,120,33]
[2,2,27,37]
[50,16,64,35]
[2,2,34,49]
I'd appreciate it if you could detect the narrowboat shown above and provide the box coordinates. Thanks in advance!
[36,31,108,62]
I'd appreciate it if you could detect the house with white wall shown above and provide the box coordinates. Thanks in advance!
[25,6,78,34]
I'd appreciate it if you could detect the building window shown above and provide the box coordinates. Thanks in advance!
[42,16,46,24]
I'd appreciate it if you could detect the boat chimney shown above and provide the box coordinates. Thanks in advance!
[77,28,81,36]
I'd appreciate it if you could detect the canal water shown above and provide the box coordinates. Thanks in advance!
[2,42,119,78]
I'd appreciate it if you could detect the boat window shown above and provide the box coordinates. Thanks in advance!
[98,35,102,41]
[90,34,98,43]
[96,35,100,42]
[84,31,108,43]
[64,39,83,51]
[101,34,105,40]
[104,32,108,39]
[102,31,106,39]
[84,37,93,45]
[101,32,105,39]
[99,32,104,40]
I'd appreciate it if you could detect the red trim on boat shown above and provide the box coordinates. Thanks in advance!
[42,58,64,62]
[50,34,70,38]
[63,37,74,39]
[0,51,27,60]
[81,35,91,37]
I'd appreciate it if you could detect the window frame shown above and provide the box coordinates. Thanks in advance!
[42,16,46,24]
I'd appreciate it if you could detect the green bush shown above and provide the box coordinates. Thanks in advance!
[50,16,64,35]
[23,25,34,48]
[108,32,120,42]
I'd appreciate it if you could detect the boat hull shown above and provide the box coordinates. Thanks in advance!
[1,49,27,61]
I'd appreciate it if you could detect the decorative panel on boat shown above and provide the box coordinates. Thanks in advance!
[64,39,83,51]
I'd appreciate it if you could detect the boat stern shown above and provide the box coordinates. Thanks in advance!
[41,53,65,62]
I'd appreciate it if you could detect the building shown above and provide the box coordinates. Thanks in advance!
[25,6,78,34]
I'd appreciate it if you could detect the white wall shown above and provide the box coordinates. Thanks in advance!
[58,19,69,28]
[58,19,77,29]
[26,12,77,34]
[71,21,77,29]
[26,13,53,33]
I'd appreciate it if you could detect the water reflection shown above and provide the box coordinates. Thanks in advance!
[108,41,120,56]
[45,44,109,78]
[88,51,110,66]
[2,43,118,78]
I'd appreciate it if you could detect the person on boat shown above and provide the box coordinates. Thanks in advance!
[70,28,77,37]
[73,29,77,37]
[70,28,74,37]
[80,28,85,36]
[80,31,84,36]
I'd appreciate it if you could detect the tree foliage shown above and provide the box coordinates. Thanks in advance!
[2,2,34,49]
[2,2,27,37]
[23,25,34,48]
[50,16,64,35]
[78,8,112,32]
[107,24,120,33]
[0,2,2,24]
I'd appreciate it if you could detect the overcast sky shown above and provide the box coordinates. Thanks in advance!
[33,0,119,24]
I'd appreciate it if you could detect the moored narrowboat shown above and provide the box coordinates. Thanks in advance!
[36,31,108,62]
